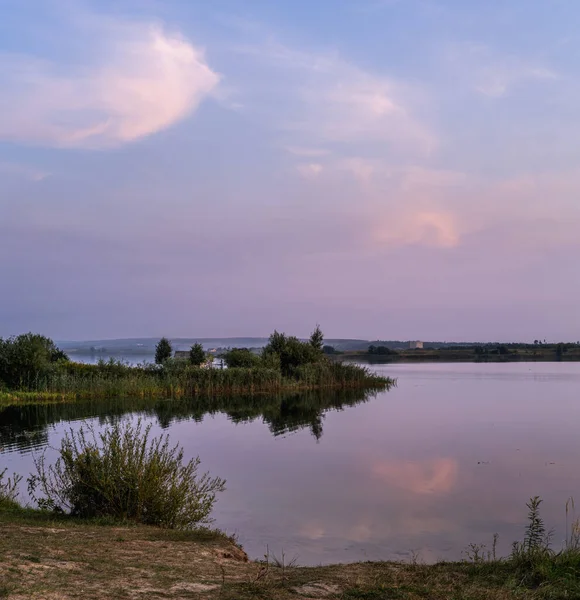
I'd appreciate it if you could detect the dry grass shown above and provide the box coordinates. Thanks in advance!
[0,507,560,600]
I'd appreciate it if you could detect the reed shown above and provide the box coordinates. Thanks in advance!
[8,358,393,402]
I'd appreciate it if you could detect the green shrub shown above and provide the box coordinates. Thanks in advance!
[262,329,323,377]
[0,333,69,389]
[28,420,225,529]
[223,348,261,368]
[368,345,397,356]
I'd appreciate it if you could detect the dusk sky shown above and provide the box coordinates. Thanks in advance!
[1,0,579,342]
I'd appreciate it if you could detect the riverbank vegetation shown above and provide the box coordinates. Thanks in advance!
[0,329,392,405]
[2,492,580,598]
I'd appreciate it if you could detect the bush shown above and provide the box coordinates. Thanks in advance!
[368,345,396,356]
[262,329,323,377]
[155,338,173,365]
[28,420,225,529]
[222,348,261,369]
[0,333,69,389]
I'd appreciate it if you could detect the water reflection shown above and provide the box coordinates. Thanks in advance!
[4,362,580,566]
[372,458,459,495]
[0,388,378,453]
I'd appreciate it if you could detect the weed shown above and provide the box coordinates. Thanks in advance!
[27,419,225,529]
[0,469,21,508]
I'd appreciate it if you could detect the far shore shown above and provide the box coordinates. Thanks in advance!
[334,344,580,363]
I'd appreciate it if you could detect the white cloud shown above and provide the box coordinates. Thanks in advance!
[0,21,219,149]
[297,163,323,177]
[285,146,330,157]
[476,65,557,98]
[300,60,434,152]
[373,210,460,248]
[235,39,435,155]
[340,157,376,183]
[0,162,50,181]
[446,43,558,98]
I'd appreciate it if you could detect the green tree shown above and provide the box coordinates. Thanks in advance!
[309,325,324,352]
[0,333,69,389]
[368,345,394,356]
[323,345,336,355]
[188,343,206,366]
[155,337,173,365]
[262,329,323,377]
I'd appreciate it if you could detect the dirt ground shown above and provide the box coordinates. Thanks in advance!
[0,515,543,599]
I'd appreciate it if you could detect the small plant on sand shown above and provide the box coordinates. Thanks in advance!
[0,468,21,508]
[28,419,225,529]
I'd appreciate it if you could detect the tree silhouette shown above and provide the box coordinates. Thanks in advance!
[189,343,206,366]
[155,338,173,364]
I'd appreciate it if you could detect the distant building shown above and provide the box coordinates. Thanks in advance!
[409,341,424,349]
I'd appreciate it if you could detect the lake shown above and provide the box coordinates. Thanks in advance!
[2,361,580,566]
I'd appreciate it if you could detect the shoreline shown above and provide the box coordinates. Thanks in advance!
[0,505,574,599]
[0,356,393,408]
[338,351,580,363]
[0,380,392,408]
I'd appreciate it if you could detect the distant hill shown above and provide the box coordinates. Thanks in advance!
[57,337,373,356]
[56,337,485,358]
[57,338,271,355]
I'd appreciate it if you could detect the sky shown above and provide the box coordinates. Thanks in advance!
[0,0,579,342]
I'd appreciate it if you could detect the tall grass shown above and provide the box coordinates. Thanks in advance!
[11,358,393,401]
[0,469,21,509]
[464,496,580,596]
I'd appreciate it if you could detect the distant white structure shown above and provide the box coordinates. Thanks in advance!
[409,341,424,349]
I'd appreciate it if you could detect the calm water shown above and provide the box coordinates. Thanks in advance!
[2,361,580,565]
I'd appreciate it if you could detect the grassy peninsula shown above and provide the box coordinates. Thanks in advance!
[0,328,392,406]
